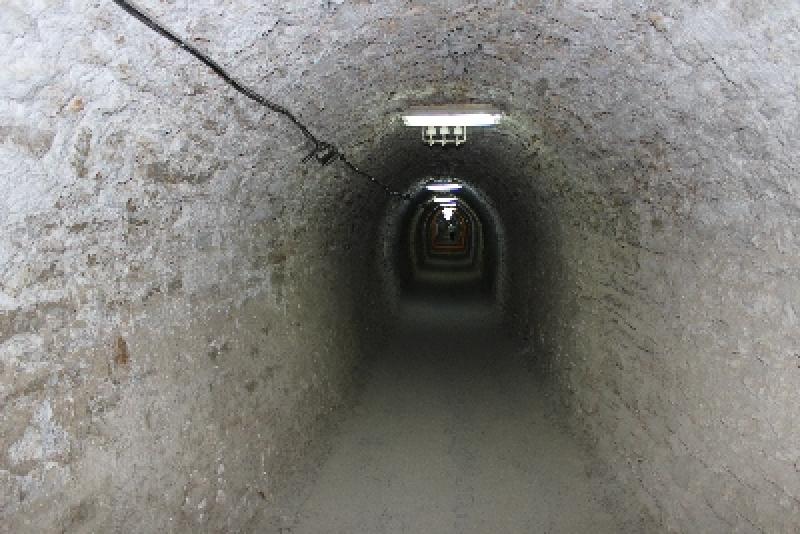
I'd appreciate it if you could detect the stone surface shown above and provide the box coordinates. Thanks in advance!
[2,0,800,531]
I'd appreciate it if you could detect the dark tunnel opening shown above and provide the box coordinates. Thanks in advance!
[388,179,503,309]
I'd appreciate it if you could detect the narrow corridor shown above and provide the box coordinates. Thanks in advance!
[280,289,631,533]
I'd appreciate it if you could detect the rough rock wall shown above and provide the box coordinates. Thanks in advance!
[512,4,800,531]
[1,1,385,531]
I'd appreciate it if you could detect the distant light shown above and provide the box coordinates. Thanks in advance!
[426,183,462,192]
[433,197,458,204]
[442,207,456,220]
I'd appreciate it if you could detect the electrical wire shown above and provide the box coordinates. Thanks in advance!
[111,0,409,199]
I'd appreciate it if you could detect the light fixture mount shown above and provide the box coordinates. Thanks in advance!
[401,104,504,147]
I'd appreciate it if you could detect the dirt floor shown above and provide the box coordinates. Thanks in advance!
[269,288,633,533]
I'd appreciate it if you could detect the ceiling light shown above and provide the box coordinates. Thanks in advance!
[426,183,463,192]
[433,197,458,204]
[402,105,504,127]
[402,104,504,146]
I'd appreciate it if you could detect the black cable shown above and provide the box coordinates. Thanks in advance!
[111,0,409,198]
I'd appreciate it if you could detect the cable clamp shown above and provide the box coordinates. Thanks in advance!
[303,142,338,166]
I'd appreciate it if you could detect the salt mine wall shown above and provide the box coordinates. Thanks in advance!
[1,2,387,531]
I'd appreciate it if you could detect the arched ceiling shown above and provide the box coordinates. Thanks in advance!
[56,0,792,217]
[4,0,797,311]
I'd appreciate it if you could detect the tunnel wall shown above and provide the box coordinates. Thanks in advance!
[0,2,385,531]
[523,155,800,532]
[505,23,800,532]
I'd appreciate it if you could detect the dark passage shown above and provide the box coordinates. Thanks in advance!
[265,180,648,533]
[277,289,623,533]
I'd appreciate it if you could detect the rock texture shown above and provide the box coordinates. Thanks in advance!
[1,0,799,531]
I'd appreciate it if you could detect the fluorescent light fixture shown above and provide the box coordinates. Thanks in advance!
[433,197,458,204]
[402,104,504,127]
[403,104,504,146]
[426,183,463,192]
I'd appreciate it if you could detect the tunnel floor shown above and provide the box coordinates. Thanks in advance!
[271,289,623,533]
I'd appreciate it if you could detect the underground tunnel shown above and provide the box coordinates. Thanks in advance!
[2,1,800,532]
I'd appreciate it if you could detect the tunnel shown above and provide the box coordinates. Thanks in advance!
[2,1,800,532]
